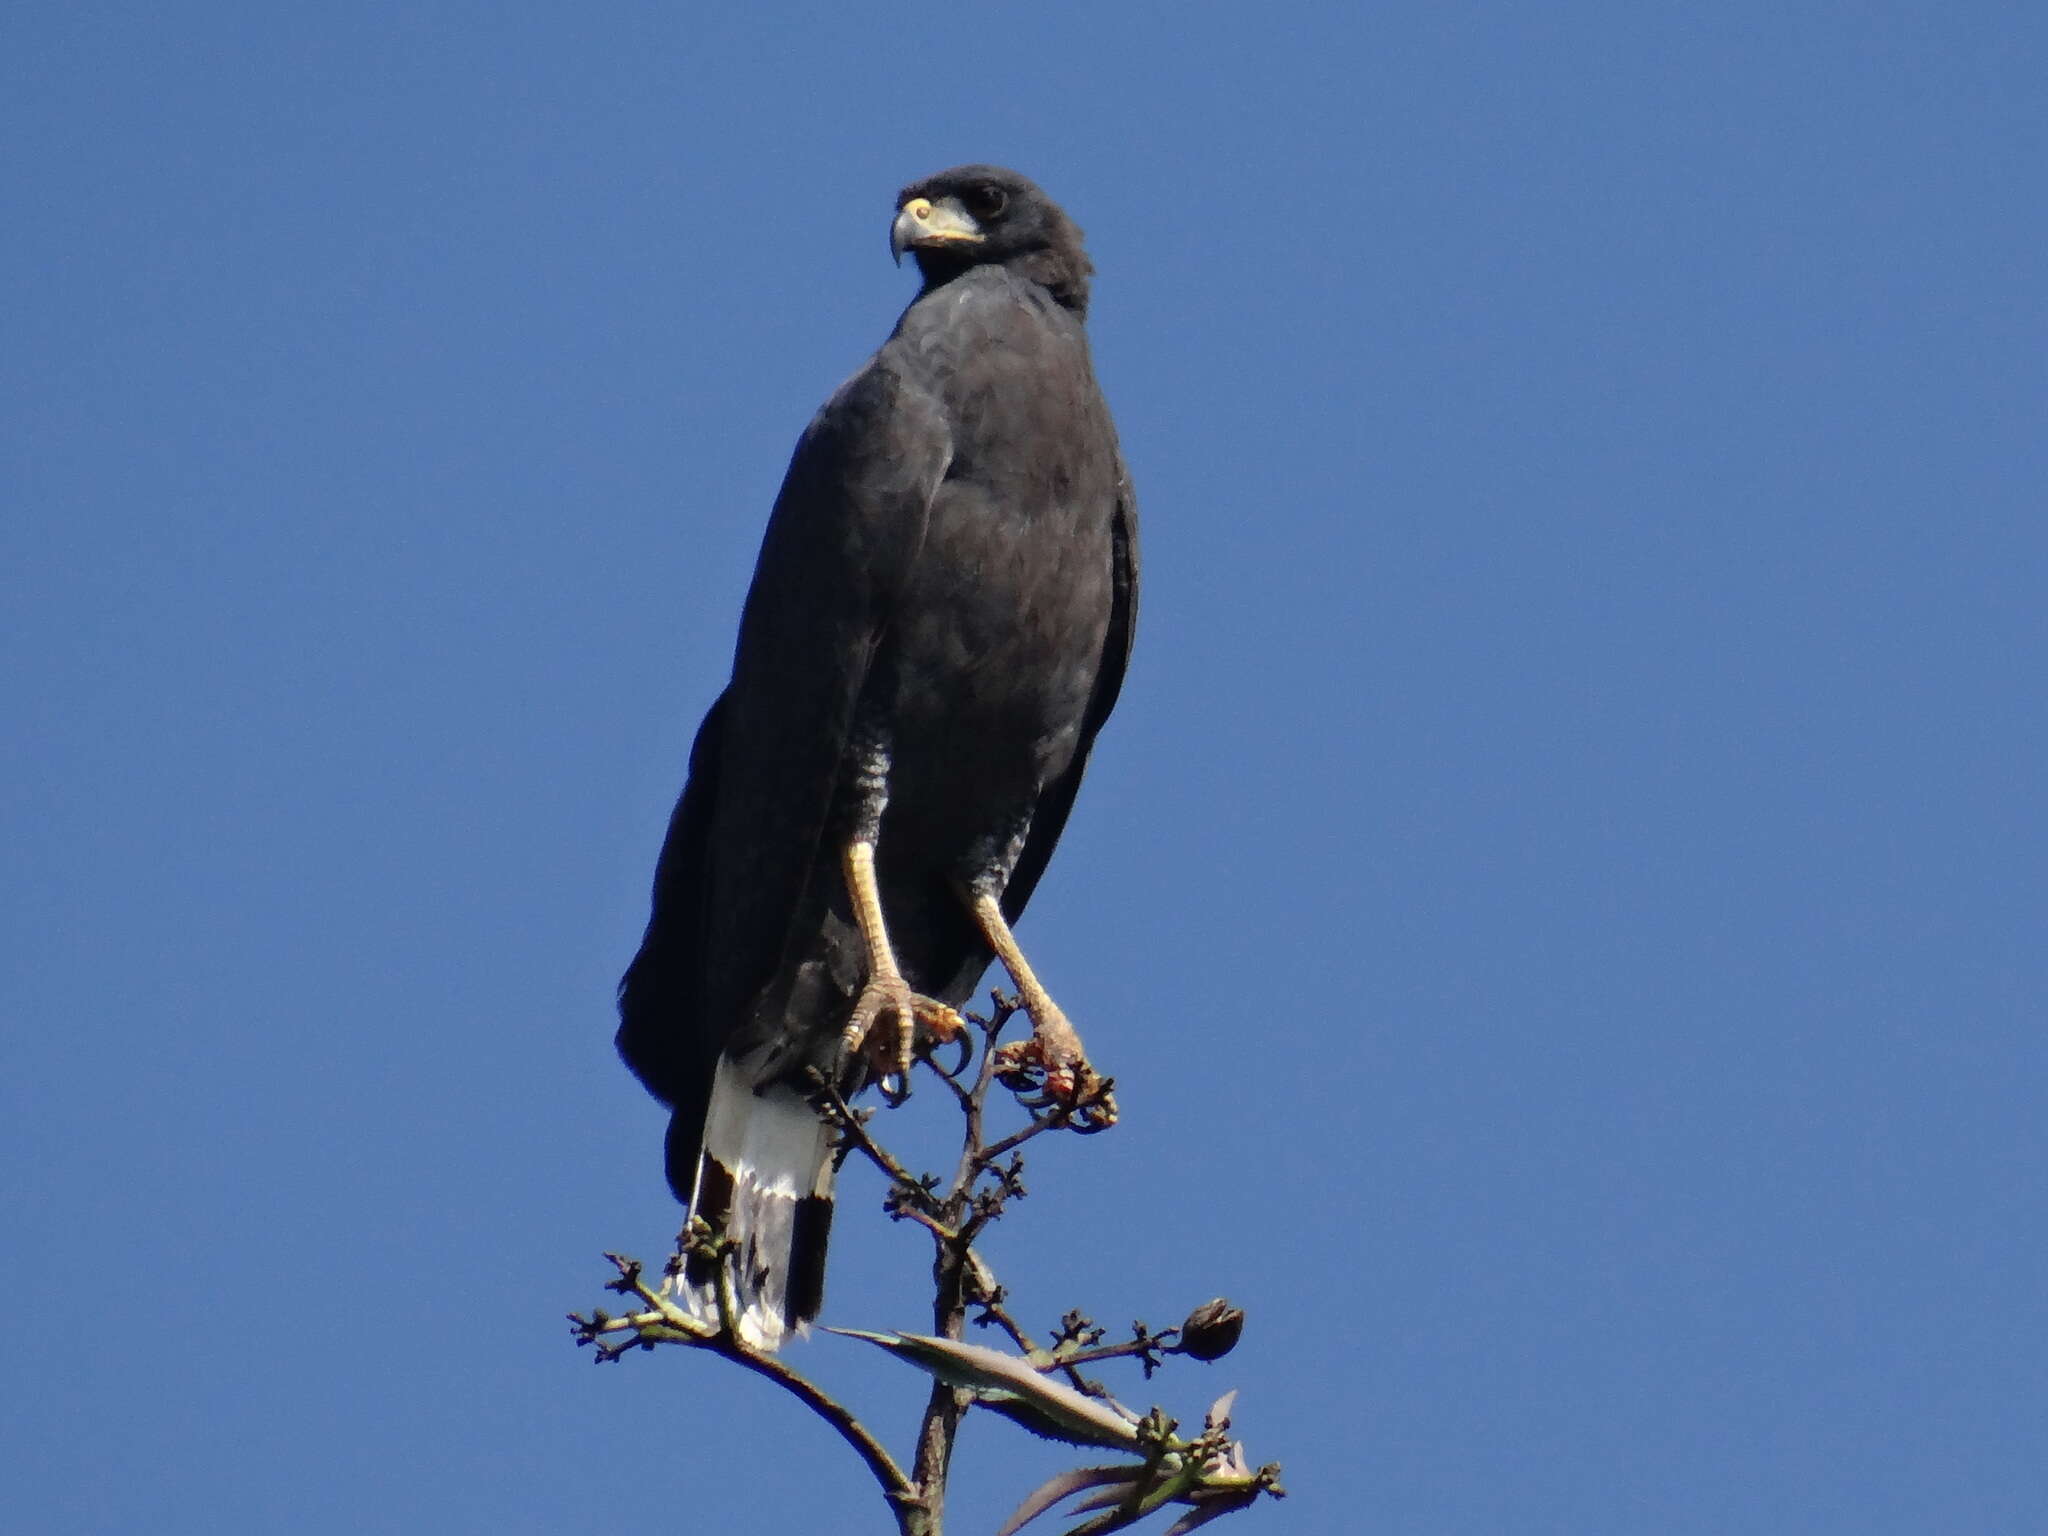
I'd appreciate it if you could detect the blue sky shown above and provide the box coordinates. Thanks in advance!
[6,3,2044,1531]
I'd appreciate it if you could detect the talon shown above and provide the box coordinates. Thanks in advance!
[1069,1074,1118,1132]
[841,974,967,1104]
[992,1036,1117,1128]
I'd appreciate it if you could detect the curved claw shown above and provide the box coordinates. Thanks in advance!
[1067,1078,1118,1132]
[992,1039,1118,1130]
[936,1028,974,1080]
[841,979,967,1107]
[995,1059,1052,1100]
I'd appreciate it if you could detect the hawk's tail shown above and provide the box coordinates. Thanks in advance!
[676,1052,836,1350]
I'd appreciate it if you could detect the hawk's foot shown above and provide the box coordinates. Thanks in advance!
[992,1013,1118,1132]
[841,975,966,1104]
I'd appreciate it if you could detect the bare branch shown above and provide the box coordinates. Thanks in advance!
[813,1073,944,1215]
[568,1252,915,1518]
[717,1335,918,1513]
[578,988,1282,1534]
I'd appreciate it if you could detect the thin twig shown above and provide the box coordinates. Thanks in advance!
[716,1340,917,1513]
[893,1204,959,1244]
[1054,1335,1174,1373]
[578,983,1280,1536]
[976,1114,1061,1167]
[817,1079,943,1212]
[571,1251,916,1518]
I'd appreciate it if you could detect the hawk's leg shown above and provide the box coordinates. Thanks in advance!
[839,839,964,1102]
[969,891,1118,1129]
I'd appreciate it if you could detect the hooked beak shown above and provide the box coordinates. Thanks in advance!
[890,195,986,265]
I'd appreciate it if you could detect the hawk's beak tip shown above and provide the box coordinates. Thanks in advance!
[891,195,979,267]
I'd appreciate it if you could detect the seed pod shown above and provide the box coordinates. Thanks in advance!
[1178,1299,1246,1362]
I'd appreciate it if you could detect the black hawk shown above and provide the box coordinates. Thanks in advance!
[617,166,1138,1348]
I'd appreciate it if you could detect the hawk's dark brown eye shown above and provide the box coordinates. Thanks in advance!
[973,185,1008,219]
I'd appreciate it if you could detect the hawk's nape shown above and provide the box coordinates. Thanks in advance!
[617,165,1137,1349]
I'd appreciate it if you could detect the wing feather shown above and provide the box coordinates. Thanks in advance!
[998,465,1139,924]
[617,358,952,1187]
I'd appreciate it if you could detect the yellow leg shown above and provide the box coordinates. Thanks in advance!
[839,841,963,1098]
[970,891,1116,1127]
[843,841,898,982]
